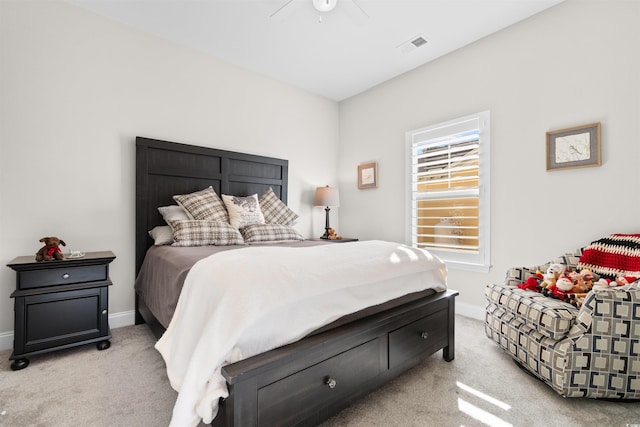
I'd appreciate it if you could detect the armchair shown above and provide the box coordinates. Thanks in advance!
[485,237,640,399]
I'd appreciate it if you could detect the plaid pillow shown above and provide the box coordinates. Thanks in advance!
[259,188,299,226]
[173,186,229,223]
[240,223,303,243]
[169,220,244,246]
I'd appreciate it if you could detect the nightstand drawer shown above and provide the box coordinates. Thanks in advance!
[18,264,108,290]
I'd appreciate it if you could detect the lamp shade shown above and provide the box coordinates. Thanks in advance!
[314,186,340,207]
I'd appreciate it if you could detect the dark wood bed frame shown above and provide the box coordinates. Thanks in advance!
[135,136,458,426]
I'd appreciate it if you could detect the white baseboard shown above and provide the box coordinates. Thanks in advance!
[108,310,136,329]
[0,310,137,352]
[0,331,12,353]
[456,301,485,321]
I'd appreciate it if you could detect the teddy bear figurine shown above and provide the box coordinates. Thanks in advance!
[327,228,342,240]
[35,236,66,261]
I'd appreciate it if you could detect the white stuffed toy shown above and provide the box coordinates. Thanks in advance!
[539,263,566,289]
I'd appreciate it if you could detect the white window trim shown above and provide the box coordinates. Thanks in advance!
[405,110,491,273]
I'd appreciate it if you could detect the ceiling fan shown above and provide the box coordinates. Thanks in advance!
[270,0,370,21]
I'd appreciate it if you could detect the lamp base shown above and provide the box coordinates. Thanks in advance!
[320,207,331,239]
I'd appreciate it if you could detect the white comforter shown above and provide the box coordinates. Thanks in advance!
[155,240,447,426]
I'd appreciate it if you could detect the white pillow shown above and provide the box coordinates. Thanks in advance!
[148,225,173,245]
[221,194,265,229]
[158,205,190,225]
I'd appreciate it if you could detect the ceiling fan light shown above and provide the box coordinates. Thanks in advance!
[313,0,337,12]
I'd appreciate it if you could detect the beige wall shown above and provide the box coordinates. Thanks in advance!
[1,0,638,344]
[338,0,640,317]
[0,1,339,341]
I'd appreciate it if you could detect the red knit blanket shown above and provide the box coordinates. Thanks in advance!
[577,234,640,280]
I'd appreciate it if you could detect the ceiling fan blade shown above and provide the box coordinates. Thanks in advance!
[350,0,370,19]
[270,0,296,18]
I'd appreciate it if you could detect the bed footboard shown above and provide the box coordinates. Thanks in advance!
[212,289,457,427]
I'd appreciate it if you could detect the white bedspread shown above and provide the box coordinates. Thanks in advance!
[155,240,447,426]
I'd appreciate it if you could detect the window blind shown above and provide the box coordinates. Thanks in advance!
[410,121,481,253]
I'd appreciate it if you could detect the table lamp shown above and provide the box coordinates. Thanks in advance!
[314,185,340,239]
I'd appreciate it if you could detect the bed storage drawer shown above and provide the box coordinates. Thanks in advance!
[388,308,448,369]
[257,338,382,427]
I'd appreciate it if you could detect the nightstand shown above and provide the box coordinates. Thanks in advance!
[310,238,359,243]
[6,251,115,370]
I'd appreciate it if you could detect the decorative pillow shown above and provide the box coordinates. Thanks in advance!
[148,225,173,245]
[222,194,265,229]
[240,223,304,243]
[173,186,229,223]
[259,188,299,226]
[577,234,640,280]
[168,220,244,247]
[158,205,190,226]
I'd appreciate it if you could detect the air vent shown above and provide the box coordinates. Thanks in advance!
[411,36,427,47]
[397,34,428,54]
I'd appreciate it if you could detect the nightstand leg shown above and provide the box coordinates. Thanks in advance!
[10,358,29,371]
[96,340,111,350]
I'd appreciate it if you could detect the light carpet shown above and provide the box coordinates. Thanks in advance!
[1,316,638,427]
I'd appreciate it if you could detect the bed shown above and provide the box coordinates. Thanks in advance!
[134,136,458,426]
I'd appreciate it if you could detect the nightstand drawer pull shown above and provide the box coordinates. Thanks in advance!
[62,273,70,279]
[421,332,429,340]
[325,377,337,389]
[102,309,108,315]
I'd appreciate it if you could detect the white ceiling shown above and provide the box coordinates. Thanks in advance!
[69,0,563,101]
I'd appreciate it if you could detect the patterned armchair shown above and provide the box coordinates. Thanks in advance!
[485,239,640,399]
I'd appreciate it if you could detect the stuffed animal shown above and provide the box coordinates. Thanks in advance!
[614,275,637,286]
[592,278,612,291]
[568,269,594,293]
[545,275,573,301]
[539,263,566,289]
[35,236,66,261]
[327,228,342,241]
[580,269,596,289]
[517,270,544,292]
[592,275,638,291]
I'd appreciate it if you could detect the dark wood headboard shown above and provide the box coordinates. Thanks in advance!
[135,137,289,274]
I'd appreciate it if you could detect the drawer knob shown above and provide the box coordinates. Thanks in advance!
[102,309,108,315]
[420,332,429,340]
[325,377,337,389]
[62,273,70,279]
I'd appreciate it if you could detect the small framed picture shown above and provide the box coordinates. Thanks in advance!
[546,122,601,171]
[357,161,378,189]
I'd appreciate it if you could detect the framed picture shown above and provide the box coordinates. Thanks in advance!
[357,161,378,189]
[546,122,601,171]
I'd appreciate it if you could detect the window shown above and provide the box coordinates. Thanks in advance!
[405,111,490,272]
